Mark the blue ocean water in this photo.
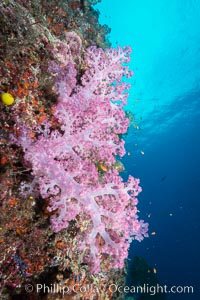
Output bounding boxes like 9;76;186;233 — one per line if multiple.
96;1;200;299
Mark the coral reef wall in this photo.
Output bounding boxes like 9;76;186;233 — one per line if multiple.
0;1;148;299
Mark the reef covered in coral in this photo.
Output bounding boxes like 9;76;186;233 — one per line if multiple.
0;1;148;299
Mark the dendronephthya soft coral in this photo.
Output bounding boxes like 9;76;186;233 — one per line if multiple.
14;32;148;273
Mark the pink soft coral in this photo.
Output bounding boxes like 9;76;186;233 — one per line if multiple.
16;44;148;273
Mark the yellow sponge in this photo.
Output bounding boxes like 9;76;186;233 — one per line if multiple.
1;93;15;106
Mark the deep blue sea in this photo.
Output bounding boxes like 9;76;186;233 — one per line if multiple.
96;1;200;299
